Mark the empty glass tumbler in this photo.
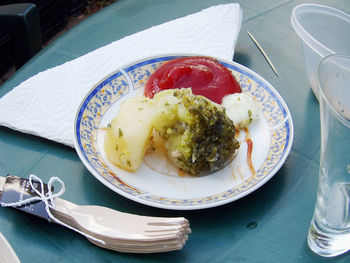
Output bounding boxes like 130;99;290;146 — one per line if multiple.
307;54;350;257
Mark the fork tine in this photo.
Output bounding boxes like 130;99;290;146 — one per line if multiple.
143;228;190;239
144;223;189;233
147;217;189;225
143;223;191;238
143;221;191;238
143;232;184;239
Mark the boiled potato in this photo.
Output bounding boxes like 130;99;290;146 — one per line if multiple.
104;96;156;171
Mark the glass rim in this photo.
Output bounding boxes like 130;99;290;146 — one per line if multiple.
317;54;350;128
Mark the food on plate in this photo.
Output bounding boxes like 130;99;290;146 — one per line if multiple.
104;56;260;176
154;89;239;175
144;56;242;104
104;96;157;171
222;93;259;128
104;88;239;175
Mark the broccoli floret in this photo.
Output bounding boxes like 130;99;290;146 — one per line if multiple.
154;89;239;175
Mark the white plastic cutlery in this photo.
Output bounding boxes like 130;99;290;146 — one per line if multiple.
52;198;190;241
0;175;190;253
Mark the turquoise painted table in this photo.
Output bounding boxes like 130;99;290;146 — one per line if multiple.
1;0;350;262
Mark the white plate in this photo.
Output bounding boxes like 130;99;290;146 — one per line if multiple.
74;55;293;210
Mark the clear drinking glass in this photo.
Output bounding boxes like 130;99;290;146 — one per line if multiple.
307;54;350;257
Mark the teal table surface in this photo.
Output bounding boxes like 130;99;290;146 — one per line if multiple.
1;0;350;262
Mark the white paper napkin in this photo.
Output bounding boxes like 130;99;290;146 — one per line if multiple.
0;4;242;147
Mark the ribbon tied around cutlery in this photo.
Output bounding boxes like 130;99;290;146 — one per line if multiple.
0;174;105;245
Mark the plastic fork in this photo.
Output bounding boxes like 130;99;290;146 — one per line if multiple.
51;198;190;241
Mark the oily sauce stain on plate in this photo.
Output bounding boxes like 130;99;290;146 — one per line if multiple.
244;127;255;176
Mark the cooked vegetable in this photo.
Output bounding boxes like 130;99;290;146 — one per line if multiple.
222;93;259;128
104;96;157;171
104;88;239;175
153;89;239;175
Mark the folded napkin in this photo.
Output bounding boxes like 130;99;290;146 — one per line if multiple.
0;4;242;147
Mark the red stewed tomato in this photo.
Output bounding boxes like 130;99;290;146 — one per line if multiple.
144;56;241;104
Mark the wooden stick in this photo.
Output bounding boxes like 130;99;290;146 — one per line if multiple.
247;31;279;76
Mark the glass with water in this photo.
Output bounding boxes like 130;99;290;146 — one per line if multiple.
307;54;350;257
